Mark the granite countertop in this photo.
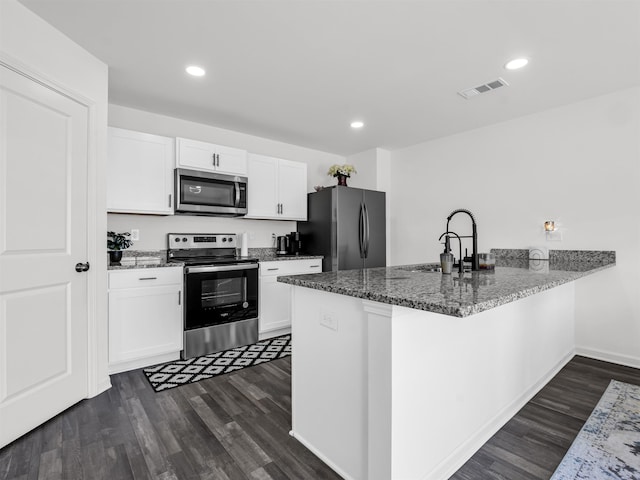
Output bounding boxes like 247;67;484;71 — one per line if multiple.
277;250;615;317
107;248;321;270
108;258;184;270
254;253;324;262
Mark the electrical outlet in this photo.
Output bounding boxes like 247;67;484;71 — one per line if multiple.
546;230;562;242
131;229;140;241
320;311;338;331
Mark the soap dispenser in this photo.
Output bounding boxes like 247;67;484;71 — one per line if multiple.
440;235;454;274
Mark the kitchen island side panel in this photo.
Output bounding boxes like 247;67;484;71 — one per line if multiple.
390;282;575;479
289;282;575;480
290;286;369;480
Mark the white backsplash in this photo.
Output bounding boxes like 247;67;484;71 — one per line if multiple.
107;213;296;250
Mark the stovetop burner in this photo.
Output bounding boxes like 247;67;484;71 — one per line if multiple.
167;233;258;266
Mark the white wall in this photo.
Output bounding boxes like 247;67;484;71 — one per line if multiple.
108;104;345;250
346;148;378;190
390;86;640;366
1;0;110;393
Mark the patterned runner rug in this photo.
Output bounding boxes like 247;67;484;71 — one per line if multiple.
551;379;640;480
143;335;291;392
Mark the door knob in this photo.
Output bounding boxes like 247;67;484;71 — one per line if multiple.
75;262;90;272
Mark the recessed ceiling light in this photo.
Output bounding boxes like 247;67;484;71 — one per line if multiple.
350;121;364;129
504;58;529;70
186;65;206;77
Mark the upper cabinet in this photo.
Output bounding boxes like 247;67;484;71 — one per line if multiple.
176;137;247;176
245;154;307;221
107;127;174;215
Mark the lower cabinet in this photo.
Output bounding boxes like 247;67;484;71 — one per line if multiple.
108;267;183;373
259;259;322;338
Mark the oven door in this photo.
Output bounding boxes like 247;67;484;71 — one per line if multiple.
175;168;247;216
184;263;258;330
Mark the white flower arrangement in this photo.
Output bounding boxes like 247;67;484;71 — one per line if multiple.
327;164;357;177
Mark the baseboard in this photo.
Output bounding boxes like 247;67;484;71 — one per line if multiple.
289;430;355;480
259;327;291;341
423;350;575;480
108;351;180;375
94;377;112;396
575;346;640;369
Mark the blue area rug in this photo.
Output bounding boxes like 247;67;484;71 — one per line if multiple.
143;335;291;392
551;380;640;480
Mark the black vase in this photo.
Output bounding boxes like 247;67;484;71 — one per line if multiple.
109;250;123;265
336;174;349;186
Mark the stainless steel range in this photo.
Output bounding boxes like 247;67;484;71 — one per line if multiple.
167;233;259;359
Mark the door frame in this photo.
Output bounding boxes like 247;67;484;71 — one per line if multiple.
0;52;110;398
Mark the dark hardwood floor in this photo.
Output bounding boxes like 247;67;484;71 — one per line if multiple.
451;355;640;480
1;354;638;480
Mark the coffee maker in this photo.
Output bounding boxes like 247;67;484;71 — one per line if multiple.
287;231;302;255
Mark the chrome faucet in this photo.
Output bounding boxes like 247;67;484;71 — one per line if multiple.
446;209;479;271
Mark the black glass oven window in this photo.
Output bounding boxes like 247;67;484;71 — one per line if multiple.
201;277;244;308
184;267;258;330
180;175;235;207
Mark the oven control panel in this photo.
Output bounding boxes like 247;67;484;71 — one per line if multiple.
168;233;237;249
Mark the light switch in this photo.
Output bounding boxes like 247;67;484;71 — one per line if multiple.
131;229;140;241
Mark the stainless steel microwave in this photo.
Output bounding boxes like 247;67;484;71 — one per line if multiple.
175;168;248;216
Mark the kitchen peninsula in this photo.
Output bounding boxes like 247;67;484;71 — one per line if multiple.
278;250;615;480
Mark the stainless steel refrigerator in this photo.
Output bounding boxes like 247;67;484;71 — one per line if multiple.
298;186;386;271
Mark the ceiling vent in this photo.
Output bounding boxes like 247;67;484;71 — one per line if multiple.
458;77;509;99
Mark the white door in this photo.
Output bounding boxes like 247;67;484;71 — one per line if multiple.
246;154;279;218
259;275;292;334
0;65;89;448
278;159;308;220
215;144;247;176
107;127;174;215
108;285;183;366
175;137;217;172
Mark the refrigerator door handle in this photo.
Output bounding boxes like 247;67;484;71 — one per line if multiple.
363;202;370;258
359;203;365;258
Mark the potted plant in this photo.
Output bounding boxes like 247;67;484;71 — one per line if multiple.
107;231;133;265
327;164;357;186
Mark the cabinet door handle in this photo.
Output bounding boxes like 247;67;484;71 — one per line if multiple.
212;153;216;166
310;265;320;268
178;291;181;305
216;153;220;167
168;194;172;208
139;277;157;281
267;268;279;271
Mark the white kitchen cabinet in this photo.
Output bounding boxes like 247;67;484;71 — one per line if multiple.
246;154;308;220
176;137;247;175
107;127;174;215
259;259;322;338
108;267;183;373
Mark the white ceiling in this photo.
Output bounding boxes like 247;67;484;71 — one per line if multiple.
18;0;640;156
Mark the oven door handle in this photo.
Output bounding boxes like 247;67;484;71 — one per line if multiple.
185;263;259;274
